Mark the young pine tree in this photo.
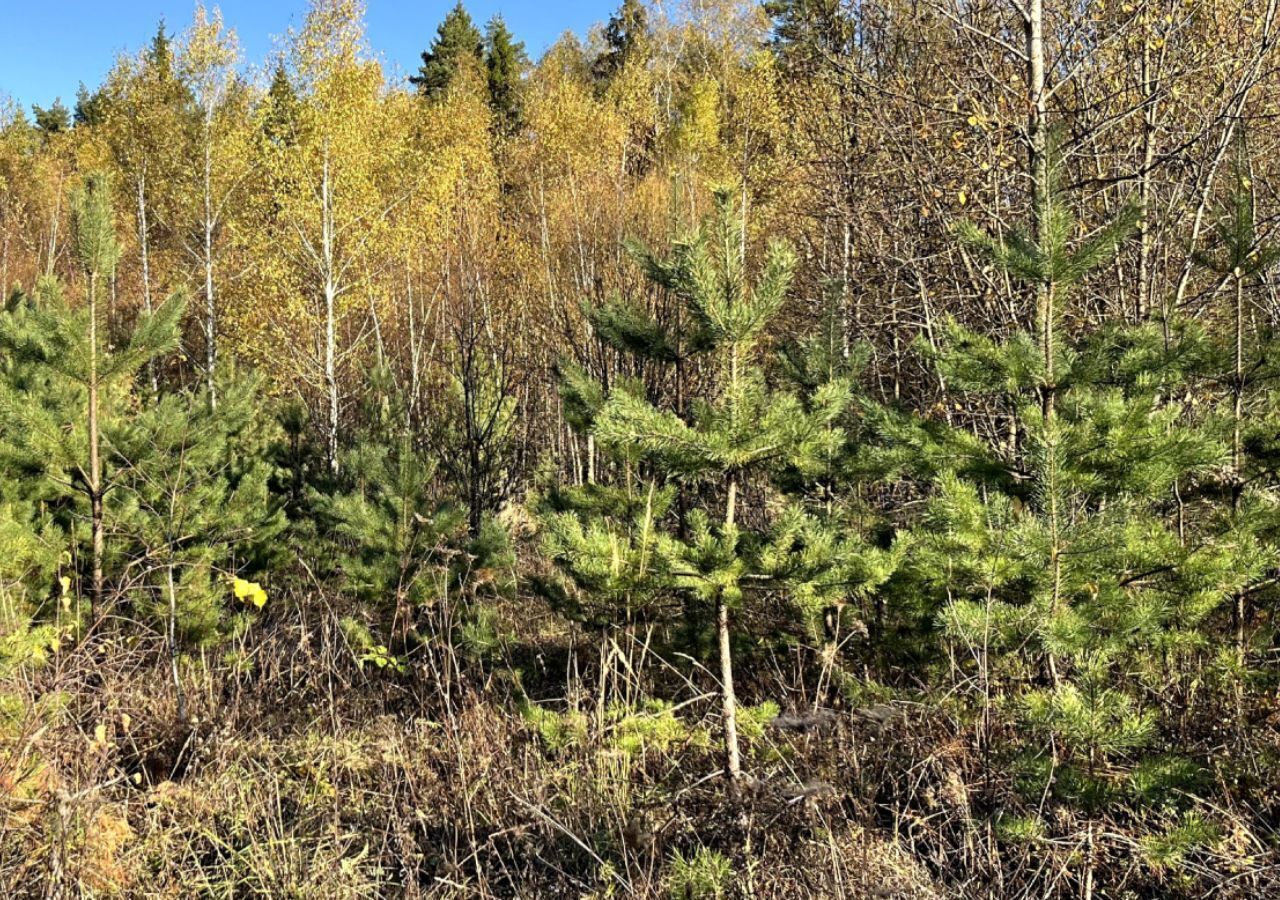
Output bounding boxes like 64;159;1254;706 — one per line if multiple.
0;177;184;621
545;188;879;780
73;173;121;616
768;293;906;676
915;150;1249;827
315;366;466;652
0;282;70;671
0;287;80;673
0;502;65;678
111;372;285;720
315;362;513;670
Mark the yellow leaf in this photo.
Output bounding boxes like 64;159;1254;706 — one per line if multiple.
93;723;107;745
958;191;968;206
233;577;267;607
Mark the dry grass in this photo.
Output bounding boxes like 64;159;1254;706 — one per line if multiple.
3;591;1277;898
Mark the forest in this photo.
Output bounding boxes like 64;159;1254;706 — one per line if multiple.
3;0;1280;895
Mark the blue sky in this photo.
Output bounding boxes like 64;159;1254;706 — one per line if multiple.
0;0;610;111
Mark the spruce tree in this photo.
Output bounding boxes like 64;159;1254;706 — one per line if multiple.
147;18;176;80
765;0;858;73
73;83;108;127
411;2;484;99
262;61;301;147
484;15;527;133
593;0;649;86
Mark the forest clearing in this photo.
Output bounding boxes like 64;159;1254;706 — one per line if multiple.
3;0;1280;896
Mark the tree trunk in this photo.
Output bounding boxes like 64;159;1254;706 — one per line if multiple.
1234;273;1247;667
1026;0;1047;236
2;204;10;300
167;563;187;722
1024;2;1062;681
719;476;742;781
406;261;418;430
1233;274;1245;511
88;272;104;617
204;133;218;409
321;145;340;476
325;275;339;475
136;172;158;394
1042;282;1056;419
44;174;62;279
1026;0;1054;419
1135;36;1157;322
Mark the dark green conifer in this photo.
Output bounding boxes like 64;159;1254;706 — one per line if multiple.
73;83;108;127
314;363;511;666
593;0;649;85
485;15;527;133
32;100;71;136
262;61;301;147
411;2;484;99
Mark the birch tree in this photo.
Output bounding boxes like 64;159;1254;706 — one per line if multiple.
265;0;398;474
179;5;247;408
